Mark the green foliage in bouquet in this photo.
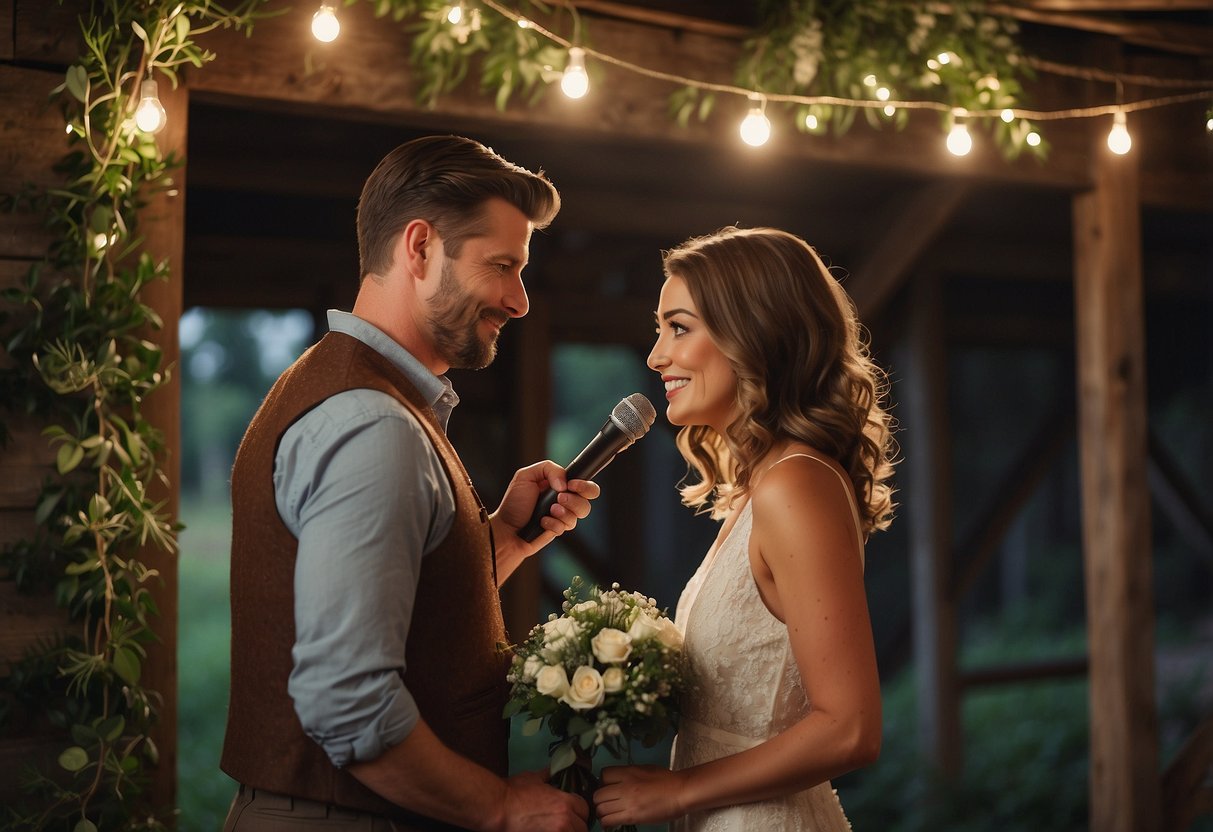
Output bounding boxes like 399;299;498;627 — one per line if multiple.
503;577;685;822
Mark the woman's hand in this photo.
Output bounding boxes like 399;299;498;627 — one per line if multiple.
594;764;688;828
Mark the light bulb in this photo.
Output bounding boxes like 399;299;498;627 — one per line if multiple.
946;121;972;156
937;52;951;65
134;78;167;134
560;47;589;99
446;3;464;25
804;113;818;130
517;18;530;28
1206;116;1213;133
311;3;339;42
1026;131;1041;147
876;86;891;101
739;98;771;147
883;104;896;117
863;74;877;87
1107;111;1131;155
1000;109;1015;123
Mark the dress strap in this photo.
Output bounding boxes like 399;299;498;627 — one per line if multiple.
765;453;865;567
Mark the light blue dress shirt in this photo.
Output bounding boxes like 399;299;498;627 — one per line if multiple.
275;310;458;767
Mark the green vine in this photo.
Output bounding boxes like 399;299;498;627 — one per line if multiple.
675;0;1041;158
0;2;264;829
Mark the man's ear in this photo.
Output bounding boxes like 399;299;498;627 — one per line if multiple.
399;218;435;279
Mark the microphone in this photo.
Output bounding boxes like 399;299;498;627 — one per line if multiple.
518;393;656;542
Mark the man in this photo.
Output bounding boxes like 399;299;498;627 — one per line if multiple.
221;136;595;832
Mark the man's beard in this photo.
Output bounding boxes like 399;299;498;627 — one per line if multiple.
426;257;508;370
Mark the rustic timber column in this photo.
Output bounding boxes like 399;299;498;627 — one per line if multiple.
501;296;551;639
903;271;961;776
137;78;187;816
1072;131;1159;832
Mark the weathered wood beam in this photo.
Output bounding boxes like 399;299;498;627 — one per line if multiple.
1012;0;1213;11
953;403;1075;599
134;77;187;815
850;182;969;322
903;271;962;777
1147;428;1213;562
1160;714;1213;832
990;2;1213;54
959;656;1089;688
567;0;751;38
1073;122;1160;832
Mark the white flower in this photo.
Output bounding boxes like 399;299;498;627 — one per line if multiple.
561;666;605;711
571;600;598;615
602;666;626;693
627;612;663;643
535;664;570;698
541;617;581;662
656;617;684;650
591;628;633;664
523;654;543;680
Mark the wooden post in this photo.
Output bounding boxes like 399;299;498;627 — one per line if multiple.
903;271;962;776
500;296;551;640
136;77;188;819
1072;125;1159;832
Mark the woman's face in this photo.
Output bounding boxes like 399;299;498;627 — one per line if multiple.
647;275;738;432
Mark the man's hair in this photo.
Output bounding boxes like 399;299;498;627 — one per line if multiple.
356;135;560;280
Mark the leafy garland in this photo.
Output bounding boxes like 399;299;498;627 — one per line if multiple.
354;0;1037;157
0;2;263;828
0;0;1035;828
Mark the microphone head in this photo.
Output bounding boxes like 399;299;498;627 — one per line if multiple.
611;393;656;441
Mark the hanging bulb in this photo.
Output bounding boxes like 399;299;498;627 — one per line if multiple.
134;78;167;134
311;3;339;42
446;3;464;25
946;115;972;157
1026;131;1041;147
560;46;589;99
1206;116;1213;133
883;104;896;117
1000;109;1015;123
1107;110;1131;155
739;96;771;147
804;113;819;130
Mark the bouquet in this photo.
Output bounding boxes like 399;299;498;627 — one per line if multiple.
504;577;685;828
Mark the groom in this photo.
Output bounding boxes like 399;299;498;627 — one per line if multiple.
221;135;594;832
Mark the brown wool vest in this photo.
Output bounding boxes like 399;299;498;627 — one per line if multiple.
221;332;510;828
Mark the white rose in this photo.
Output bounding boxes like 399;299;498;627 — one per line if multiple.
522;654;543;680
626;612;663;643
571;600;598;615
602;666;626;693
561;666;605;711
535;664;570;699
656;616;684;650
542;617;581;662
591;628;633;664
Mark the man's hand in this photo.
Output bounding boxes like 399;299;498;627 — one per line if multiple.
491;461;600;583
491;770;589;832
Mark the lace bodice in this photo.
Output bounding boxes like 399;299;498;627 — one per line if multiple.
669;453;857;832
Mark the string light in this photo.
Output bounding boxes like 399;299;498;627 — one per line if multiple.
1026;131;1041;147
517;17;529;28
1107;110;1132;155
883;104;896;117
946;112;972;156
447;3;464;25
739;95;771;147
134;77;167;134
311;3;339;42
804;113;819;130
1000;109;1015;123
561;46;589;99
1206;115;1213;133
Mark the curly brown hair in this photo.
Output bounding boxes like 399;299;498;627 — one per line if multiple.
663;227;898;536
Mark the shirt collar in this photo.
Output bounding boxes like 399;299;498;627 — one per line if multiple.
325;309;460;430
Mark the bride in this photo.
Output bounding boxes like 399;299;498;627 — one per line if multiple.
594;227;898;830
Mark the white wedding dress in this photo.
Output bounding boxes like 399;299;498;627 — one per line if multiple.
671;454;863;831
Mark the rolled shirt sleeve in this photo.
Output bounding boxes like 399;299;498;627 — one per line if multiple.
274;387;455;767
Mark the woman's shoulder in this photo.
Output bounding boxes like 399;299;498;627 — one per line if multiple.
750;446;852;515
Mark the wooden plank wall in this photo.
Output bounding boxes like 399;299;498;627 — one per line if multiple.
0;0;182;811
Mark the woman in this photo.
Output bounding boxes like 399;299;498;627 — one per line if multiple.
595;227;897;830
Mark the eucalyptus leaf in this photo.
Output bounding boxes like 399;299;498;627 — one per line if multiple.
58;746;89;772
112;646;141;685
549;741;576;775
522;717;543;737
65;65;88;102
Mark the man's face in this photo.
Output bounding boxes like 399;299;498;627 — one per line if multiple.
424;198;533;370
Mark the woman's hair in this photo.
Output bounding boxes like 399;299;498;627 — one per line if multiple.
356;135;560;281
663;226;898;536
